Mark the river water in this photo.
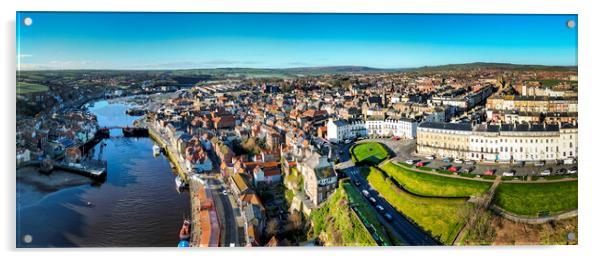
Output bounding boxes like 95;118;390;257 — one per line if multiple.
16;99;190;247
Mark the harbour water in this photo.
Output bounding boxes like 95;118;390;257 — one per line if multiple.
16;99;191;247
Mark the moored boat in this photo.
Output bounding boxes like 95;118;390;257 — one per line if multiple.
179;218;191;241
152;144;161;156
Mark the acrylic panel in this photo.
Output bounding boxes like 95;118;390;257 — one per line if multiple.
16;12;578;247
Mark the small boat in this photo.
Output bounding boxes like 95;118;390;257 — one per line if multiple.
175;176;188;191
152;144;161;156
179;219;191;241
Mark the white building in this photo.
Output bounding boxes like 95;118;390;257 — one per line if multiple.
326;118;367;142
365;118;417;139
418;122;578;162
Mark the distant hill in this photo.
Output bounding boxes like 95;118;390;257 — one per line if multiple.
409;62;577;72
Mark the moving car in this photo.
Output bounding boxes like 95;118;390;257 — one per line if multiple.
362;190;370;197
354;180;361;187
376;205;385;213
384;213;393;222
369;197;377;205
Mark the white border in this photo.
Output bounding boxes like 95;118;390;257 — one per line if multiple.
2;1;601;260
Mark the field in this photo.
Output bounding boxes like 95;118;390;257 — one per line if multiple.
17;82;49;94
350;142;390;165
382;162;491;197
310;182;377;246
363;167;469;245
493;181;578;217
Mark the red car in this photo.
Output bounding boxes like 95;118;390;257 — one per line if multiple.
415;161;425;167
447;166;458;172
484;169;495;176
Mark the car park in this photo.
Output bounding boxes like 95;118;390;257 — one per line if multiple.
502;170;515;177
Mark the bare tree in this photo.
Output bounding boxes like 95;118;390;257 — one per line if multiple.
266;218;280;237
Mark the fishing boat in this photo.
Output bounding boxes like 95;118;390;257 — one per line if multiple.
179;218;191;241
152;144;161;156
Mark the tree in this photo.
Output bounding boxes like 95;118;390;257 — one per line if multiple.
266;218;280;237
288;211;303;231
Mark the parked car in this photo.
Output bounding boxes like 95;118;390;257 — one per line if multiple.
384;213;393;222
376;205;385;213
484;169;496;176
568;166;578;174
555;168;567;175
415;161;425;167
540;168;552;176
502;170;515;177
354;180;361;187
439;165;451;171
564;157;576;165
512;161;525;167
344;139;352;144
453;158;464;164
405;159;415;165
465;160;476;166
460;166;475;174
447;166;459;172
534;161;546;167
426;155;435;160
391;136;400;141
442;157;452;163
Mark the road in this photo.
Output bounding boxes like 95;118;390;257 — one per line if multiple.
204;176;243;246
344;166;440;245
334;139;439;245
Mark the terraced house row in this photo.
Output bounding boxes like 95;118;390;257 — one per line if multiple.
416;121;577;162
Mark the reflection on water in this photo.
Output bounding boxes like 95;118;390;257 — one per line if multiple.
17;99;190;247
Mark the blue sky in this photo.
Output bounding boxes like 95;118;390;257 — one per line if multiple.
16;12;577;70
